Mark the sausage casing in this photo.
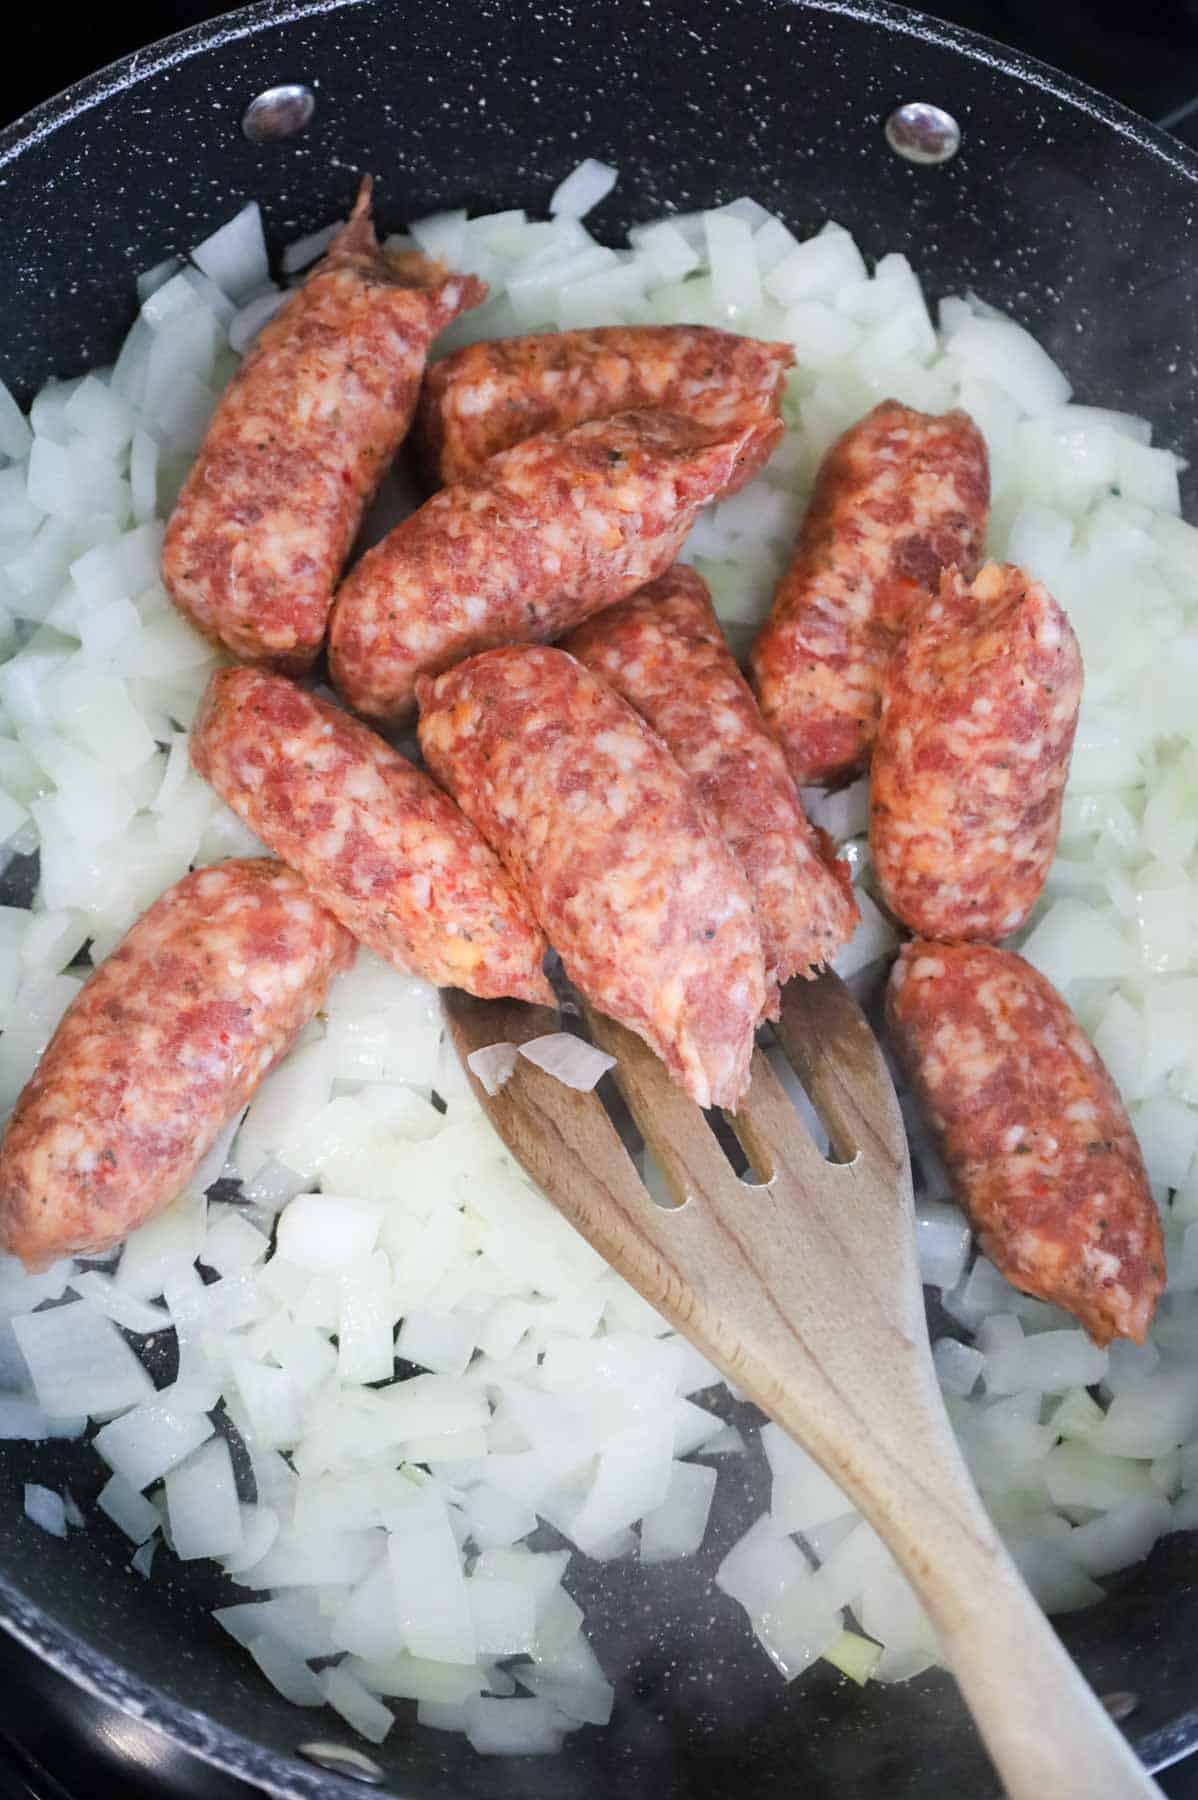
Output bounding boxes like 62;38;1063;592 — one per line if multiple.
417;646;767;1110
417;324;791;489
887;942;1164;1346
871;562;1082;940
749;402;989;786
0;861;354;1269
161;180;485;671
328;408;767;726
562;565;859;991
191;668;552;1004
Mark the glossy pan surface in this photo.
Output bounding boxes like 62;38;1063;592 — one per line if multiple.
0;2;1195;1793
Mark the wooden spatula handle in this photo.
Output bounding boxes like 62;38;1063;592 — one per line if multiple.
444;985;1158;1799
934;1540;1157;1799
766;1378;1158;1800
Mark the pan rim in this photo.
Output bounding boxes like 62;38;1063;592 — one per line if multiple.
1;0;1198;185
0;0;1195;1791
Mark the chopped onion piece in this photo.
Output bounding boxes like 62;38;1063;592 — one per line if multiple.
763;1423;849;1534
984;1330;1108;1398
549;158;618;220
466;1042;518;1096
1070;1496;1172;1577
320;1664;395;1744
24;1483;67;1539
347;1653;482;1704
822;1628;883;1686
12;1303;155;1419
465;1695;565;1756
932;1338;984;1398
640;1460;718;1563
98;1474;162;1544
389;1488;476;1665
215;1595;340;1661
130;1537;159;1579
1090;1368;1198;1459
0;1397;55;1441
67;1271;169;1336
468;1576;538;1657
915;1201;972;1292
276;1192;384;1272
228;290;287;355
93;1405;215;1491
166;1436;244;1560
518;1033;615;1091
191;202;270;302
249;1635;324;1707
223;1506;281;1576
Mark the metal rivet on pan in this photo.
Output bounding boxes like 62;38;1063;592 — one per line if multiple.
297;1741;385;1784
242;84;316;143
884;102;961;166
1100;1691;1140;1723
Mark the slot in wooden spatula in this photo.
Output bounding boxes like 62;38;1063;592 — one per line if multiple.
444;973;1159;1800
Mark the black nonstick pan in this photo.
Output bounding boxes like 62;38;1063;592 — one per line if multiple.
0;1;1196;1794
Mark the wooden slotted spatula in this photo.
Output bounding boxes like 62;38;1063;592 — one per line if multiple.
444;973;1160;1800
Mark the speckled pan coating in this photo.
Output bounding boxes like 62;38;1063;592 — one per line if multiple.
2;0;1198;1787
871;561;1082;940
328;406;771;725
750;401;989;786
161;180;484;671
418;645;767;1108
0;859;353;1270
888;941;1165;1346
563;564;858;992
191;667;552;1002
417;324;791;488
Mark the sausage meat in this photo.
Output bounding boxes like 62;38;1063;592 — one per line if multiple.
417;646;768;1109
328;408;766;726
887;942;1164;1346
417;324;791;489
750;402;989;786
563;565;859;991
0;860;354;1269
871;562;1082;941
191;668;552;1003
161;180;485;671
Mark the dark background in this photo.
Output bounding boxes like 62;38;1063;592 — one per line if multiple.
0;1;1197;1795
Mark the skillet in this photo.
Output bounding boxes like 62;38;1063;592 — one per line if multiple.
0;1;1196;1792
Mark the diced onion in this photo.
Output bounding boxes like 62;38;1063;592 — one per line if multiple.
518;1033;615;1091
24;1483;67;1538
190;203;270;303
640;1460;718;1563
548;159;617;221
467;1042;518;1096
13;1303;155;1418
166;1436;245;1560
98;1474;161;1544
0;173;1195;1758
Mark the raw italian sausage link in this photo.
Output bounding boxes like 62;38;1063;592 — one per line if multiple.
562;564;859;991
0;860;354;1269
417;324;791;488
417;646;768;1110
871;562;1082;941
191;667;552;1004
328;407;768;727
749;401;989;786
161;178;485;672
887;941;1164;1346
